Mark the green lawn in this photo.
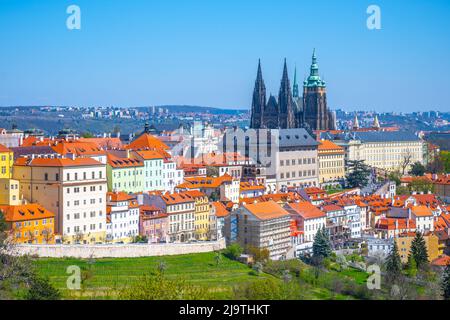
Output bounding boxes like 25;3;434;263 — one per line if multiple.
34;252;277;299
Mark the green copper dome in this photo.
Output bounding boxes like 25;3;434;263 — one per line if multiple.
304;49;326;88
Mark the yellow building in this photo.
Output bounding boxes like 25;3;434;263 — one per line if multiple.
395;232;439;264
186;190;210;240
0;144;13;179
318;140;345;186
0;179;20;205
0;203;55;244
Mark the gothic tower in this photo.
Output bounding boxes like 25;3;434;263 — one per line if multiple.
303;49;333;131
278;59;296;129
250;59;266;129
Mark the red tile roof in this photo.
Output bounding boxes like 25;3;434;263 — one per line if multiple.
0;203;55;222
287;202;326;220
243;200;290;220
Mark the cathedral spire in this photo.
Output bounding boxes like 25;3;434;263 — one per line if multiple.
250;59;267;129
278;58;295;128
373;114;380;129
293;65;299;98
353;112;360;130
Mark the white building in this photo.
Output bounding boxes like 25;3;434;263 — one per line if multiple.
162;159;184;193
13;157;107;244
106;192;140;243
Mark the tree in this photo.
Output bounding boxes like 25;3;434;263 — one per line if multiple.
81;132;94;138
346;160;371;188
409;179;434;194
442;264;450;300
247;246;270;265
119;270;209;300
223;243;243;260
409;162;426;176
406;255;418;278
312;226;332;262
400;150;413;175
25;276;61;300
385;242;402;282
388;171;402;186
408;232;429;271
214;251;222;267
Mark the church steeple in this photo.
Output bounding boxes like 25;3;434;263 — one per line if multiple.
293;66;299;98
278;58;295;128
304;49;325;88
373;114;380;129
250;59;267;129
353;112;360;130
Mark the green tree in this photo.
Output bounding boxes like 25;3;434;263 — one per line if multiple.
442;264;450;300
409;179;434;194
25;276;61;300
385;242;402;282
409;162;426;176
223;243;243;260
406;255;418;278
120;271;209;300
81;132;94;138
388;171;402;186
408;232;429;270
247;246;270;265
346;160;371;188
312;226;332;262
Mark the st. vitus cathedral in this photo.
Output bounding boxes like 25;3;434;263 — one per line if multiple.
250;50;336;131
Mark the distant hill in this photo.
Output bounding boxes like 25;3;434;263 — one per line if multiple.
140;105;247;115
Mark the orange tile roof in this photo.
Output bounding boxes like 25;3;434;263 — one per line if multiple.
134;150;164;160
318;140;344;153
375;218;416;230
107;153;144;168
322;204;343;212
243;200;290;220
78;137;123;149
184;190;207;198
107;192;135;202
181;174;233;189
411;205;434;217
211;201;229;217
287;202;326;219
0;203;55;222
160;191;196;205
126;133;169;151
0;143;11;152
14;157;102;167
431;255;450;267
51;141;106;156
240;182;265;191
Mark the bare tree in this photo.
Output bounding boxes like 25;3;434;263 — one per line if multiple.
41;228;54;244
400;149;413;175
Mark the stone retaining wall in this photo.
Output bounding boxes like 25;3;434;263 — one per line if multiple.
14;239;226;258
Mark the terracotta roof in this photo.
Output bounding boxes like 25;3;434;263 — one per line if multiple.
78;137;122;149
134;150;164;160
211;201;229;217
431;255;450;267
411;205;434;217
107;192;135;202
375;218;416;230
0;143;11;153
287;202;326;219
180;174;233;189
160;192;196;205
318;140;344;153
107;153;144;168
127;133;169;151
240;182;265;191
0;203;55;222
321;204;343;212
51;141;106;156
243;200;290;220
14;157;103;167
184;190;207;198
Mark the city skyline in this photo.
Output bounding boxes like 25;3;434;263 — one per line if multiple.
1;0;449;112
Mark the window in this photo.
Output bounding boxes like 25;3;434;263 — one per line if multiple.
44;173;48;181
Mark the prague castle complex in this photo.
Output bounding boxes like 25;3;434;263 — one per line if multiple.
250;50;336;131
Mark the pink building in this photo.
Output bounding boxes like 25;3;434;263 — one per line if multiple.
139;205;168;243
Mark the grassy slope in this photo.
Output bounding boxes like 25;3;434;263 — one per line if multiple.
34;252;370;300
34;252;277;299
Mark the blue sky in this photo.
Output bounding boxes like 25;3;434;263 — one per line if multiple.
0;0;449;112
